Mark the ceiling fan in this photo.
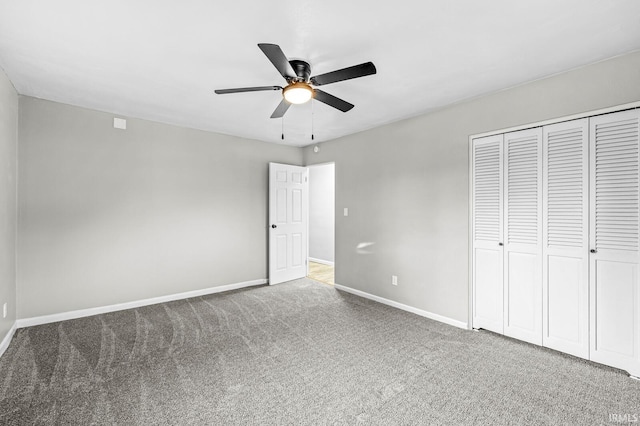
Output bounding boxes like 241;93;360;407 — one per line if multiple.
215;43;377;118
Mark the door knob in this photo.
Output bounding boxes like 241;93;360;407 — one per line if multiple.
590;249;597;254
271;224;277;229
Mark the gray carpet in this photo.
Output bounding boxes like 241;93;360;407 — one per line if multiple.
0;278;639;425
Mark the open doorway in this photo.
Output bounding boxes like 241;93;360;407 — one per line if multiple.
307;163;335;285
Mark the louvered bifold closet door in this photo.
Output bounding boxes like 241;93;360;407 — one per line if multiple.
472;134;504;334
590;109;640;377
542;119;589;359
503;128;542;345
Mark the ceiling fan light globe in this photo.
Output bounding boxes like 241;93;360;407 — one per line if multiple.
283;83;313;104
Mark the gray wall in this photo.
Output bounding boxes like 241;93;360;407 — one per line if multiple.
309;163;335;263
10;50;640;325
17;98;302;319
303;51;640;324
0;69;18;340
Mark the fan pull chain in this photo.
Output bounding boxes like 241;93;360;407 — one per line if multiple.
281;116;284;140
311;100;315;141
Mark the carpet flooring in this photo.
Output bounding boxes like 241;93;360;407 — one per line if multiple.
1;278;639;425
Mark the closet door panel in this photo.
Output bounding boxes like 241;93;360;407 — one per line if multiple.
475;248;503;331
472;134;504;334
547;256;584;342
542;119;589;359
503;128;543;345
595;261;636;355
506;252;538;331
590;109;640;377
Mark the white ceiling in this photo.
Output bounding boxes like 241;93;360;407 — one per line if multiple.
0;1;639;147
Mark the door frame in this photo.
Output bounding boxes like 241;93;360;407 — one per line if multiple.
306;162;336;276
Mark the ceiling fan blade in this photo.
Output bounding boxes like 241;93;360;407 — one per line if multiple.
258;43;297;81
313;89;354;112
310;62;376;86
215;86;281;95
270;99;291;118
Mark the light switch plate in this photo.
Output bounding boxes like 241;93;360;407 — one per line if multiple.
344;207;348;216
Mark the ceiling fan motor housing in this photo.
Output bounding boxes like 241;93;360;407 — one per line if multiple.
289;60;311;82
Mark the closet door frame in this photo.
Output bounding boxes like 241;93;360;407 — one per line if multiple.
469;101;640;376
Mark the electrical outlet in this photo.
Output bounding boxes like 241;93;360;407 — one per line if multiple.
392;275;398;286
2;303;6;319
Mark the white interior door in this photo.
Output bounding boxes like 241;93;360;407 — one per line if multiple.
503;128;543;345
589;110;640;377
472;134;504;334
269;162;309;285
542;119;589;359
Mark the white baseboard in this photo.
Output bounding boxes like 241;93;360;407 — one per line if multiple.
16;279;267;329
334;283;468;330
308;257;334;266
0;321;17;358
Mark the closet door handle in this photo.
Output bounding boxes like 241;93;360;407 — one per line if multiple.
498;242;504;246
590;249;597;254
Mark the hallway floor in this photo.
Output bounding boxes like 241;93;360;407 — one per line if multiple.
308;261;334;285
